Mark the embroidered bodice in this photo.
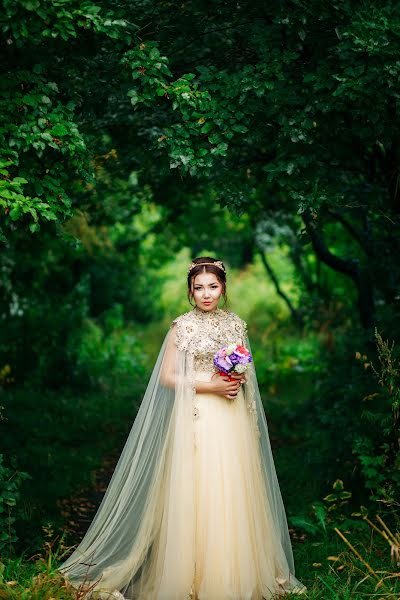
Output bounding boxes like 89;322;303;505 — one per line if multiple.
171;306;247;372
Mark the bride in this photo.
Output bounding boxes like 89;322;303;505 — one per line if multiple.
59;256;306;599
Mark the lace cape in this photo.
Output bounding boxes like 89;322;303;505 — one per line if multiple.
58;308;302;599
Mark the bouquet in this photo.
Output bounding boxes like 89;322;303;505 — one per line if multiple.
213;343;253;381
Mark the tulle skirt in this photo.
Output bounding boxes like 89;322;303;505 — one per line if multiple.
81;369;305;600
187;370;305;600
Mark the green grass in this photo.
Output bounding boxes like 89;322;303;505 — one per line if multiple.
0;520;398;599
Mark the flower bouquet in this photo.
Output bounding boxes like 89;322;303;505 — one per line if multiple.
213;343;253;381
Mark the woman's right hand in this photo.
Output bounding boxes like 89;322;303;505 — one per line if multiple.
210;373;242;400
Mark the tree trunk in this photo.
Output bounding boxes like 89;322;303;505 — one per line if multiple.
302;209;375;330
258;248;304;328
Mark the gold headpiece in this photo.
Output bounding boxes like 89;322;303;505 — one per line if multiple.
187;260;226;274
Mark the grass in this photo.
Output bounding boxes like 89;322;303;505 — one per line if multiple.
0;517;398;599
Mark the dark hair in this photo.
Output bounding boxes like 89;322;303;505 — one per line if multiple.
187;256;227;307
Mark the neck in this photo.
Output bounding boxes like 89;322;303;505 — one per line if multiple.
194;305;220;314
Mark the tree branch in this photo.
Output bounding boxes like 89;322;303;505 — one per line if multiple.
302;208;375;329
327;208;366;252
302;209;359;279
258;248;303;327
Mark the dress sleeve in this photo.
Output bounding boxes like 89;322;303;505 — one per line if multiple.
160;324;178;388
239;316;248;346
169;314;191;352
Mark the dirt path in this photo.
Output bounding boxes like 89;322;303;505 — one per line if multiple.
57;452;120;543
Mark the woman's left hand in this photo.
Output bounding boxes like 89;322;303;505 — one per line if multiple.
229;372;246;385
211;372;246;399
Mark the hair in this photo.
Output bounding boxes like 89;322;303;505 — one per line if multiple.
187;256;227;307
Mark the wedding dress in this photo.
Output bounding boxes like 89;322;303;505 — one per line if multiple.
59;306;306;599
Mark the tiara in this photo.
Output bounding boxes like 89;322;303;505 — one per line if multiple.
187;260;226;274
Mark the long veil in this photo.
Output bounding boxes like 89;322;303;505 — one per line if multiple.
58;323;303;598
243;332;298;584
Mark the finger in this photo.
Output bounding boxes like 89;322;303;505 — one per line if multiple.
227;384;240;391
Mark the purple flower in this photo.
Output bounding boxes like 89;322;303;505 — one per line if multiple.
213;351;233;373
213;344;252;374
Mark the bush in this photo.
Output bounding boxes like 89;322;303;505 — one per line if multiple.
0;454;30;554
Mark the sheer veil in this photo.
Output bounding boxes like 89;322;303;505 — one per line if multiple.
243;331;296;577
58;320;302;598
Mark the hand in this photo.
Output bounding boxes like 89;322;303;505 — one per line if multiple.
211;372;243;400
228;372;247;385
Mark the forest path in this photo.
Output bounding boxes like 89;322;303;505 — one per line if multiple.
58;449;122;543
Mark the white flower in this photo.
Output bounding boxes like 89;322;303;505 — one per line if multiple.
226;343;237;355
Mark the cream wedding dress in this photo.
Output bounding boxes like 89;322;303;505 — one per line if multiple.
59;307;306;599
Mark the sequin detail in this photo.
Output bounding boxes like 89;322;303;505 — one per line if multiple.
171;307;247;372
171;307;260;431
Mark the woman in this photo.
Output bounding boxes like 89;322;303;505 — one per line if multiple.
59;256;306;599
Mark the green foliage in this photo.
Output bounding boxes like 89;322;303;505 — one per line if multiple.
123;40;251;176
351;330;400;502
0;455;30;553
1;379;150;552
305;325;400;507
0;67;88;236
0;0;135;240
0;536;76;598
1;0;131;44
67;304;147;395
290;479;364;539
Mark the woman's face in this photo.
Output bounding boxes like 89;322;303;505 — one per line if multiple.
191;271;223;311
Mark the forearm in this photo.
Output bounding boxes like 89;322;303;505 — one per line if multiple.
194;379;214;394
160;372;214;394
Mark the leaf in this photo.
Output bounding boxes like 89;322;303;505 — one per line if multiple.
289;516;318;534
149;47;160;60
9;207;21;221
332;479;344;491
338;491;352;500
201;122;214;134
313;504;327;531
232;124;248;133
50;124;69;136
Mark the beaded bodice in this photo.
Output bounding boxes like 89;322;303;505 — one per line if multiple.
171;307;247;372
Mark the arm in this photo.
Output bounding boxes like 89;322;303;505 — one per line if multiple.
160;324;243;399
159;325;178;389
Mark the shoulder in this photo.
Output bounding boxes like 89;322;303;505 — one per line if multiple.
169;310;198;351
170;310;195;328
223;310;248;336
